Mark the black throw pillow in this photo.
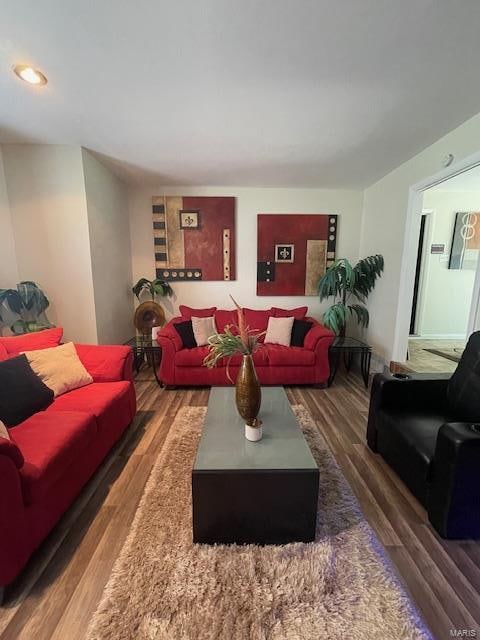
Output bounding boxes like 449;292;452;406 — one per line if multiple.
0;354;54;427
290;319;313;347
174;320;197;349
447;331;480;421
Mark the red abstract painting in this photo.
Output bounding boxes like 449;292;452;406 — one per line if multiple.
257;214;338;296
152;196;235;282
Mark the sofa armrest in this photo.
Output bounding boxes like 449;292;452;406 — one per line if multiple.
428;422;480;538
156;318;183;352
0;436;24;469
74;344;134;383
303;319;335;351
367;372;451;451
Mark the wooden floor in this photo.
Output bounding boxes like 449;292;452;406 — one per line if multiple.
402;338;466;374
0;370;479;640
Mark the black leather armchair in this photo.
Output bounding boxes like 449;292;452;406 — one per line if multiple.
367;332;480;539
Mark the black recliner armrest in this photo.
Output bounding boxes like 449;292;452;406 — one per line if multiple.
367;372;451;451
428;422;480;538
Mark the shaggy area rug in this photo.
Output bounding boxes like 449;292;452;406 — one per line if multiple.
86;406;432;640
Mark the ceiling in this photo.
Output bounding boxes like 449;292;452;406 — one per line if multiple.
2;1;480;187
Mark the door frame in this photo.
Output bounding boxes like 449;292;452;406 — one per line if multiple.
392;150;480;362
410;209;434;336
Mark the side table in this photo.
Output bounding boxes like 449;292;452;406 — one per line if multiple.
328;336;372;388
124;336;163;386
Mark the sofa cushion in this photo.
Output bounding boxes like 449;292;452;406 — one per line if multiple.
174;320;197;349
0;355;54;427
265;316;294;347
376;410;445;505
243;309;271;333
175;346;270;368
0;327;63;355
264;344;315;367
214;309;238;333
191;316;217;346
46;381;134;437
179;305;217;319
271;306;308;319
13;411;97;504
23;342;93;397
290;320;313;347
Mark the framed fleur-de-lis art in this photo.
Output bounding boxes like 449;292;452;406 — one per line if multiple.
152;196;235;281
257;213;338;296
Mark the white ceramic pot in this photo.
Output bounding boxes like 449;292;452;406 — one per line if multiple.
245;423;263;442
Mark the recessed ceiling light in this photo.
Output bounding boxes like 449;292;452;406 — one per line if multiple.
13;64;48;86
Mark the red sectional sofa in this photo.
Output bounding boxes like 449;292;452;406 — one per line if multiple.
0;330;136;589
157;307;334;387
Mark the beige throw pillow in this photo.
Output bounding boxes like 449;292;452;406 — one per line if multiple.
264;316;295;347
0;420;10;440
23;342;93;397
191;316;217;347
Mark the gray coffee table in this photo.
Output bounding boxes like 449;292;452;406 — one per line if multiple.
192;387;319;545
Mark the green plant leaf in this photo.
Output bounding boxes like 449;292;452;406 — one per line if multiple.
323;303;347;334
132;278;153;300
152;279;174;297
348;304;369;328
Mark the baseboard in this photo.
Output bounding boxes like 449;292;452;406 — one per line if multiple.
410;334;465;340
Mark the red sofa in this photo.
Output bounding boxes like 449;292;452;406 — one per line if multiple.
0;329;136;589
157;307;334;387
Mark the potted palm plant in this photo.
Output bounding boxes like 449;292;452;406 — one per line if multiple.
132;277;173;336
318;254;384;336
204;297;264;440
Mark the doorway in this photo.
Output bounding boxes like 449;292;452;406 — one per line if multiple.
405;167;480;372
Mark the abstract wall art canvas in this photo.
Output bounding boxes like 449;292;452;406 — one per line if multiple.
152;196;235;281
449;211;480;270
257;213;338;296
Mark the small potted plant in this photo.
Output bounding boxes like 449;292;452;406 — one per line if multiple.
132;277;173;336
204;297;264;441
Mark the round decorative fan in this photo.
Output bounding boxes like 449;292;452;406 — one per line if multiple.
134;301;166;335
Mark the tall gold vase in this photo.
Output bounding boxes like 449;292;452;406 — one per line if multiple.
235;355;261;424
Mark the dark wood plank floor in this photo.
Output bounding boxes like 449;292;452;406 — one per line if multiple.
0;371;479;640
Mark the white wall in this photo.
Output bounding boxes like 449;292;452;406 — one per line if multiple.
360;111;480;363
128;186;364;321
0;147;19;287
415;191;480;337
1;145;98;343
82;150;133;344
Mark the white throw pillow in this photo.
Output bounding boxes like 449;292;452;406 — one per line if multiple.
264;316;295;347
22;342;93;397
0;420;10;440
191;316;217;347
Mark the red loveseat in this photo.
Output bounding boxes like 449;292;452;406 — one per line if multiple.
0;329;136;590
156;307;334;387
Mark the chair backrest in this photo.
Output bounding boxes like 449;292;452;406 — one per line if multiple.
447;331;480;421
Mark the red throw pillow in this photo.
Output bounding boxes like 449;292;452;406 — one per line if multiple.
0;327;63;355
271;306;308;319
0;343;7;362
243;309;271;343
179;305;217;319
214;310;238;333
